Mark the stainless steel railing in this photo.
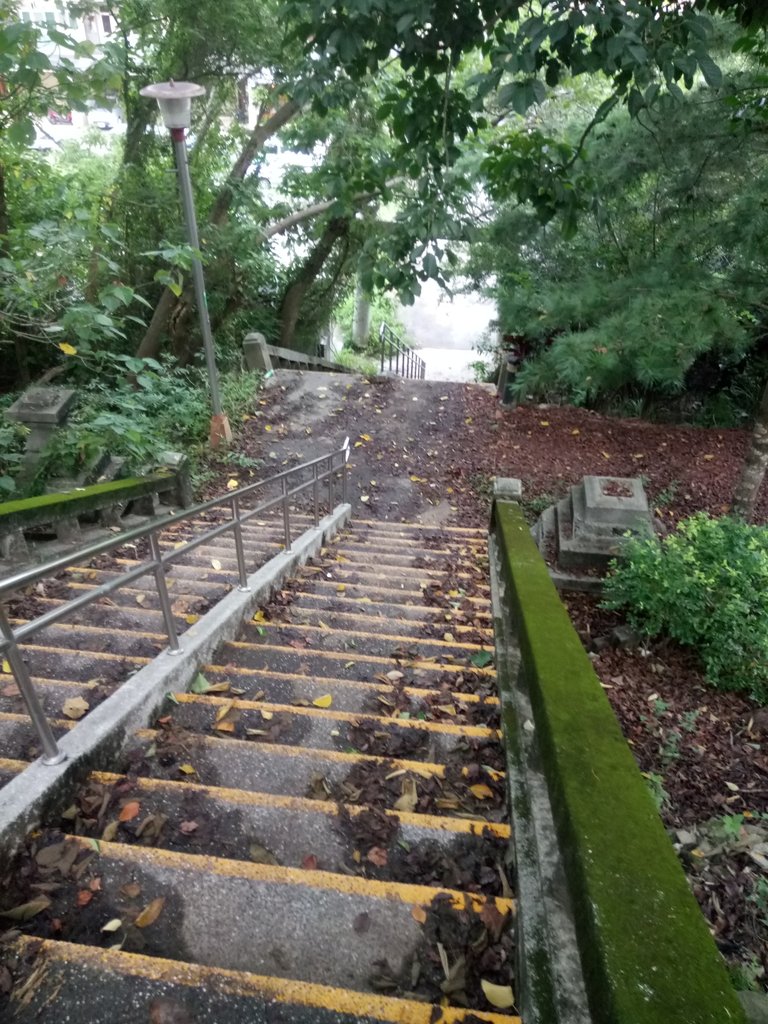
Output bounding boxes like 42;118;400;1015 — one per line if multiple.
379;322;426;379
0;438;351;766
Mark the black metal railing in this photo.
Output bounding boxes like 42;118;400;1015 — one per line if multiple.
379;323;426;379
0;439;350;766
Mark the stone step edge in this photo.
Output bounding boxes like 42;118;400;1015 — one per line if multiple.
244;620;491;651
11;937;519;1024
172;692;498;740
66;835;516;913
135;728;506;782
90;770;511;839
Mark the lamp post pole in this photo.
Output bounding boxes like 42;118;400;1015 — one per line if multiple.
140;81;232;448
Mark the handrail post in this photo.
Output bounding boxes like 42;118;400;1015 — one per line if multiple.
231;495;250;592
0;607;66;765
149;533;181;654
313;463;320;526
328;455;334;512
379;324;385;373
281;476;292;551
342;453;348;505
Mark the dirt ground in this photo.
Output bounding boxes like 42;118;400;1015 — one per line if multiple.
204;369;768;992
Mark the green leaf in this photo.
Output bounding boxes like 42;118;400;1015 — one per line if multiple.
190;673;210;694
471;650;494;669
698;53;722;89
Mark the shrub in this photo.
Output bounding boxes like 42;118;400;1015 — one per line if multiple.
602;513;768;701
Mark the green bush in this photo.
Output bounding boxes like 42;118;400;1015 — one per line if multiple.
602;513;768;701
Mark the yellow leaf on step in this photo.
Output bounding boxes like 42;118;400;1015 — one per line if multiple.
178;764;196;775
62;696;89;720
226;478;239;490
481;980;515;1010
354;442;363;448
261;710;274;720
312;694;333;709
214;720;235;732
448;590;459;598
211;559;222;570
134;897;165;929
265;424;272;432
336;584;346;593
215;700;236;722
443;633;454;643
359;433;372;442
135;593;146;605
1;659;10;674
469;783;494;801
185;614;199;625
571;428;580;435
317;620;329;630
411;905;427;924
253;610;267;624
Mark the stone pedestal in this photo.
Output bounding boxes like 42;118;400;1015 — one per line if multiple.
243;333;273;373
6;387;77;487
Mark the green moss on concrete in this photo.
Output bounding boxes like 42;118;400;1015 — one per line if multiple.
0;472;175;534
492;501;746;1024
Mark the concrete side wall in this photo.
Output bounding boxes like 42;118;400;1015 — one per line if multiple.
491;499;746;1024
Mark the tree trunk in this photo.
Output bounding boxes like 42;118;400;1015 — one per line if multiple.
732;376;768;520
135;287;178;360
209;97;301;227
278;218;348;350
0;161;8;247
352;274;371;349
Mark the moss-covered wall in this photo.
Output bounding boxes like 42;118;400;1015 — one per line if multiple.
0;472;176;535
492;501;746;1024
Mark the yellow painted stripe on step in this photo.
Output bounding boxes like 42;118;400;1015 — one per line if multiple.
21;644;151;666
9;619;167;642
202;662;500;705
0;757;29;773
354;518;487;534
320;566;490;586
305;580;491;605
225;641;496;675
90;770;511;839
293;608;494;635
74;837;516;914
15;938;519;1024
292;590;493;616
319;559;474;580
0;713;74;728
252;620;492;650
173;693;498;740
136;728;449;779
64;575;229;593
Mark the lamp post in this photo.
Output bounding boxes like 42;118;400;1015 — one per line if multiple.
140;80;232;448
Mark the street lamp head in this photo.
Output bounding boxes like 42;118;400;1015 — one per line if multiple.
140;80;206;130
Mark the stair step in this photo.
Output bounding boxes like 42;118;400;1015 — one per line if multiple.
281;605;494;638
239;620;492;657
10;936;518;1024
289;591;492;621
200;663;500;712
130;728;505;819
167;692;496;759
219;641;495;682
11;644;149;683
295;578;490;604
78;769;510;874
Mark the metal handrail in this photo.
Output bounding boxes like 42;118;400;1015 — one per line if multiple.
0;437;351;766
378;322;426;380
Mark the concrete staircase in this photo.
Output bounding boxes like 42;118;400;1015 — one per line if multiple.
0;518;517;1023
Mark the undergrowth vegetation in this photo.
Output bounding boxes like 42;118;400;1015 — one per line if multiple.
603;514;768;700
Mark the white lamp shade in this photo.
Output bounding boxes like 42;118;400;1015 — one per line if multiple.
140;81;206;129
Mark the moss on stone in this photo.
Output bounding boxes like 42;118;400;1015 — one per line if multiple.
0;472;175;534
493;501;746;1024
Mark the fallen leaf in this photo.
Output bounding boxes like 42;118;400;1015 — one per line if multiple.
101;820;118;842
353;911;371;933
312;694;333;708
394;777;418;813
366;846;388;867
1;897;51;921
58;342;77;356
336;584;346;593
470;650;493;669
62;696;89;720
101;918;122;932
211;559;222;570
248;842;280;865
185;614;199;625
190;673;210;694
481;980;515;1009
253;610;267;624
178;763;196;775
226;478;239;490
179;820;198;834
359;433;372;442
301;854;318;871
119;801;141;822
360;495;370;503
215;699;236;723
134;897;165;928
469;783;494;801
411;905;427;924
1;659;11;674
135;593;146;605
120;882;141;899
